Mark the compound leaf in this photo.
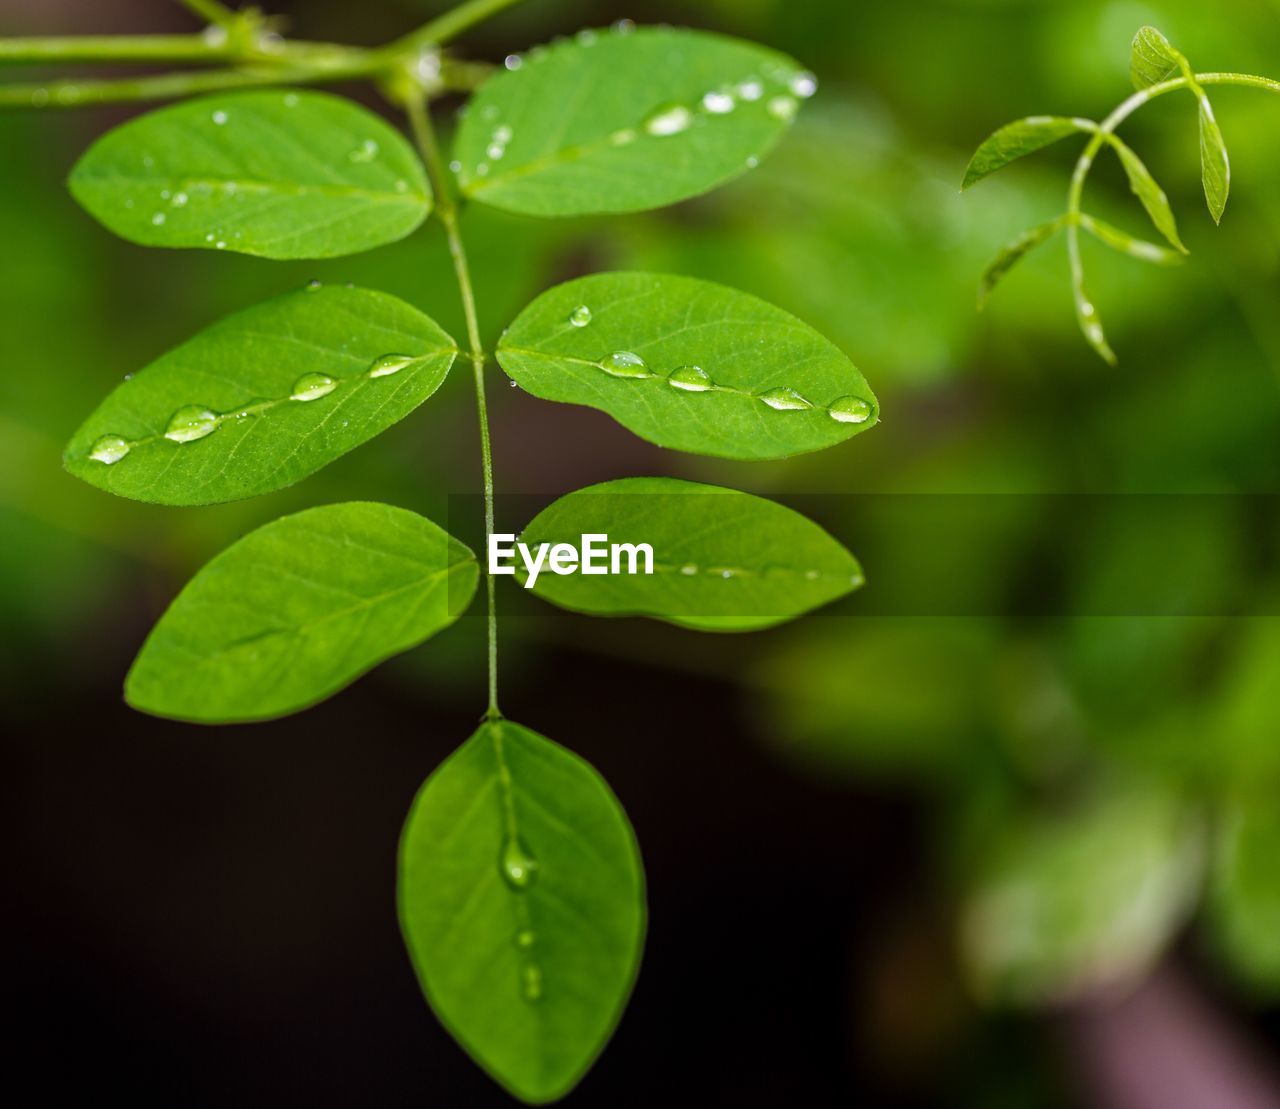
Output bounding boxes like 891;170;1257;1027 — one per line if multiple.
65;285;457;506
1130;26;1185;90
400;719;644;1103
516;477;863;631
962;116;1094;190
454;25;813;216
1105;133;1187;252
1199;97;1231;223
497;272;877;460
69;90;431;258
126;502;478;723
978;217;1065;307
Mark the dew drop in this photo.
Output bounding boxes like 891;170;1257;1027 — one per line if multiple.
476;163;490;177
211;109;228;125
577;28;598;46
171;191;188;207
805;569;820;581
522;964;544;1002
737;78;764;101
487;142;506;160
290;373;337;401
509;379;519;389
150;212;166;226
504;53;523;71
89;435;130;465
644;104;693;137
613;18;636;34
667;364;714;392
759;386;812;411
746;155;760;168
449;159;463;173
283;92;299;108
721;569;734;579
680;563;698;576
500;838;539;890
569;305;592;327
827;395;873;424
349;138;378;163
215;241;227;250
306;278;322;291
368;353;416;378
609;128;637;146
790;71;819;98
767;95;798;121
202;25;229;47
600;351;651;378
702;90;735;115
515;929;536;950
164;405;220;443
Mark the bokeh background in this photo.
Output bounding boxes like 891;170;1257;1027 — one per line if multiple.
5;0;1280;1105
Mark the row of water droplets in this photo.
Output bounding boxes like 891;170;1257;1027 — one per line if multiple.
88;348;417;465
660;561;863;587
462;20;817;182
556;304;873;425
500;835;544;1002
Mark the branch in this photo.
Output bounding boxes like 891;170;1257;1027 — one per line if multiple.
177;0;239;29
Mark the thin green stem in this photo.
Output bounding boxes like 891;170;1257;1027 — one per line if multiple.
390;0;527;55
405;95;501;720
178;0;239;28
0;35;238;65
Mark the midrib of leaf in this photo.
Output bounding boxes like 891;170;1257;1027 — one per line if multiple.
502;344;852;409
80;172;426;204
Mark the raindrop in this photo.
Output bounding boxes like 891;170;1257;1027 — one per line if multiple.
577;29;598;46
290;373;337;401
609;129;637;146
737;78;764;101
211;109;228;125
600;351;652;378
522;964;544;1002
171;191;188;207
644;104;693;137
721;569;734;579
283;93;299;108
215;241;227;250
790;71;819;98
509;379;519;388
702;90;735;115
202;25;228;47
667;364;714;392
349;138;378;163
449;159;463;173
767;96;798;121
805;569;820;581
500;838;539;890
150;212;166;226
487;142;505;160
680;563;698;576
476;163;490;177
494;125;513;143
746;155;760;168
569;305;592;327
613;18;636;34
759;386;812;411
89;435;130;465
164;406;220;443
306;279;322;290
368;353;416;378
827;395;873;424
504;54;523;71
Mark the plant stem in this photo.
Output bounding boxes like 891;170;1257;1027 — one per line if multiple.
390;0;527;55
405;94;501;720
0;35;239;64
178;0;239;28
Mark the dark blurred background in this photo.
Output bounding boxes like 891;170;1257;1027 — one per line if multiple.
4;0;1280;1105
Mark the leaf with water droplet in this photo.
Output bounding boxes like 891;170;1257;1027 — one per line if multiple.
497;272;878;460
399;719;645;1103
961;116;1095;190
453;26;811;216
64;286;457;505
68;90;431;259
125;502;478;722
518;477;863;631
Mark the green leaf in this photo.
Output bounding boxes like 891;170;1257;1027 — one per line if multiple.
1130;26;1185;90
496;272;877;460
453;25;814;216
1209;802;1280;994
1079;213;1184;265
64;285;457;506
68;90;431;258
962;786;1203;1006
125;502;477;723
961;116;1094;190
516;477;863;631
1069;228;1117;365
978;217;1065;307
1198;96;1231;223
399;718;645;1104
1104;134;1187;252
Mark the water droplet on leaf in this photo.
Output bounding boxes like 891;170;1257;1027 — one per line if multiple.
500;838;539;890
515;930;536;949
211;109;228;125
368;353;415;379
790;71;818;98
702;90;735;114
164;406;220;443
569;305;592;327
667;365;714;392
522;964;544;1002
89;435;130;464
290;373;337;401
759;386;812;410
768;95;798;121
827;395;873;424
600;351;651;378
645;104;693;137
